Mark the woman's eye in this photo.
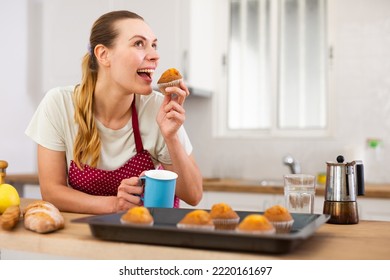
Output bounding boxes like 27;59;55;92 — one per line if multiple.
135;40;145;48
152;43;158;50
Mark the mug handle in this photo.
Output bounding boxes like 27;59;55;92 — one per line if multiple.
134;176;146;201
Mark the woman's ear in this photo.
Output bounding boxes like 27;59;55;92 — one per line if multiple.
94;44;110;67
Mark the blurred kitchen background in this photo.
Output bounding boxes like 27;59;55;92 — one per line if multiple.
1;0;390;186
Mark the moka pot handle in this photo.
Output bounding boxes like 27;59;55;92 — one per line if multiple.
355;161;365;196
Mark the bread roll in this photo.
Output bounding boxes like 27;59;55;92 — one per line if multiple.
1;205;21;230
23;200;64;233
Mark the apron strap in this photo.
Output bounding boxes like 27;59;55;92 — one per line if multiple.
131;99;144;153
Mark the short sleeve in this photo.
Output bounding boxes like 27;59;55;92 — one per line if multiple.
25;88;69;151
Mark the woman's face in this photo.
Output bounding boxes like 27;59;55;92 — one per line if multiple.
106;18;160;95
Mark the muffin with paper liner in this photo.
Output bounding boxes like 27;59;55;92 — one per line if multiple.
120;206;154;226
264;205;294;233
177;209;214;230
157;68;183;95
236;214;275;235
209;202;240;230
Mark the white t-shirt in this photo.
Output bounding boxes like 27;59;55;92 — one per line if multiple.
25;85;193;171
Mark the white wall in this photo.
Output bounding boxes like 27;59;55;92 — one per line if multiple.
0;0;35;173
1;0;390;185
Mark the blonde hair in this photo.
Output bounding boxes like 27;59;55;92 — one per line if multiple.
73;11;144;168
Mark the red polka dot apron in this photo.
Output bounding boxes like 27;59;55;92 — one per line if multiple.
68;100;180;208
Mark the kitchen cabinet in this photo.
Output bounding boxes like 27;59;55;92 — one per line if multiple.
358;197;390;221
181;188;390;222
194;178;390;221
181;192;325;215
178;0;215;96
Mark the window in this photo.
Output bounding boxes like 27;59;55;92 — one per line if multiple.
216;0;328;137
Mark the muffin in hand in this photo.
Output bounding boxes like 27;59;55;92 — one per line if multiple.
157;68;183;95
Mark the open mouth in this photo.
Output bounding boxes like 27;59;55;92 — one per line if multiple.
137;68;154;79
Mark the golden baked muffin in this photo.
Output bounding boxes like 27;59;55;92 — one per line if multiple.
157;68;183;84
120;206;154;226
177;209;214;230
157;68;183;95
236;214;275;235
264;205;294;233
210;202;240;230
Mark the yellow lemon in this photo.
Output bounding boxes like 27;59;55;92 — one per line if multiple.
0;184;20;214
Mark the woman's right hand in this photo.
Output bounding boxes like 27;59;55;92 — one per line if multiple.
115;176;144;212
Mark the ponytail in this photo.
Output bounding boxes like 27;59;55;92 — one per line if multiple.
72;53;100;168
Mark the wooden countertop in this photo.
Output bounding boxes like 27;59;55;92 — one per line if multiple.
6;174;390;199
6;174;40;185
1;199;390;260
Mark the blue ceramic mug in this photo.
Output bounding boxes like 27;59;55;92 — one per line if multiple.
142;170;178;208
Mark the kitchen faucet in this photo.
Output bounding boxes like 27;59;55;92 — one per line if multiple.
283;155;301;174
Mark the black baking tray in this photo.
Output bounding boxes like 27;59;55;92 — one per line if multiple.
72;208;330;254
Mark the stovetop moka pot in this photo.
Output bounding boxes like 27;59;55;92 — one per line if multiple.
323;155;365;224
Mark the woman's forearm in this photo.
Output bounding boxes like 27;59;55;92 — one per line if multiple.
162;135;203;206
40;183;117;214
38;145;117;214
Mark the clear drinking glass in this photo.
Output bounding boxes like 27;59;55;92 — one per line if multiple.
284;174;316;214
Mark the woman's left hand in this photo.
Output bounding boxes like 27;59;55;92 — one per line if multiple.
157;80;190;138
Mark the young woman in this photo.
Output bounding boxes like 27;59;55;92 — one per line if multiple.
25;10;202;214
